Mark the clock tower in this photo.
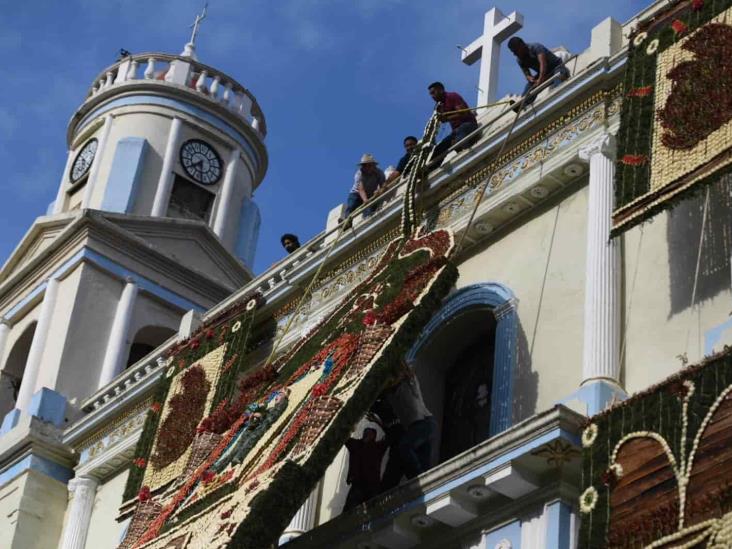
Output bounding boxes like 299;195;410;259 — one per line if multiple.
0;29;268;548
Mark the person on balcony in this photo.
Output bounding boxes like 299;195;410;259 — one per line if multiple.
280;233;301;254
428;82;479;168
368;398;407;491
508;36;570;109
340;154;386;222
385;360;437;479
385;136;419;185
343;427;388;511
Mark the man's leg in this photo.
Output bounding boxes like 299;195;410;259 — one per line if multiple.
415;417;437;472
342;192;363;219
453;121;480;152
343;484;365;512
427;133;456;170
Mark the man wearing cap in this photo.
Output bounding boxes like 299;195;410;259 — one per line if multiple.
341;153;386;221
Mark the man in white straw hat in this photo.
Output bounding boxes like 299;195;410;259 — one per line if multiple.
341;153;386;221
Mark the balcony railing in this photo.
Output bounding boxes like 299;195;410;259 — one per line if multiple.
83;52;266;137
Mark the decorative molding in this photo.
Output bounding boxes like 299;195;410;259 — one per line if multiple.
579;133;617;162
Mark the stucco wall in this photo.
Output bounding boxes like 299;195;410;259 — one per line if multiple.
456;183;589;420
85;469;130;549
621;180;732;393
0;469;67;549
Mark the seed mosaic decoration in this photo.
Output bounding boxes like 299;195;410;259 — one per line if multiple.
613;0;732;234
579;347;732;548
118;229;458;549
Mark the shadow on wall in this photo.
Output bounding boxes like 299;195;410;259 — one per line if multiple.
667;175;732;318
513;319;538;424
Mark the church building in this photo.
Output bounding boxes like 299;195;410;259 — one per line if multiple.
1;0;731;548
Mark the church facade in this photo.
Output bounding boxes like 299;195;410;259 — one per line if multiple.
1;0;731;548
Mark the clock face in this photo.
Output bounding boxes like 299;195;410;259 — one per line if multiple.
70;139;98;183
179;139;223;185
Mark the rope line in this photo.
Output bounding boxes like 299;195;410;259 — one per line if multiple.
618;225;645;376
684;185;711;357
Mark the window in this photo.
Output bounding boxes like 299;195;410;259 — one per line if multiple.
0;322;36;417
125;325;176;369
167;175;215;222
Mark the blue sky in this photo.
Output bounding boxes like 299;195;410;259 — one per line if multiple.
0;0;647;274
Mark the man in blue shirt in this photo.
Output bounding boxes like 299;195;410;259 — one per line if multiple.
385;136;419;185
508;37;570;108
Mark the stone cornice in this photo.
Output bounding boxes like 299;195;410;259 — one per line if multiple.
0;210;248;319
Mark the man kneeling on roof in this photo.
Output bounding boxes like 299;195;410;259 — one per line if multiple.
508;36;570;110
428;82;479;168
340;153;386;222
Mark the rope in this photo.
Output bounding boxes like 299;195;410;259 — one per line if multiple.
618;225;645;376
684;185;711;357
453;102;525;255
439;99;516;117
262;108;443;368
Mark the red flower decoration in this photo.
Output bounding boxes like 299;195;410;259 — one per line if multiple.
138;486;151;502
621;154;649;166
205;328;216;340
312;383;327;398
133;457;147;469
627;86;653;98
601;468;619;487
220;509;232;520
201;470;215;484
692;0;704;11
671;19;688;35
150;402;162;414
190;338;201;350
362;310;377;326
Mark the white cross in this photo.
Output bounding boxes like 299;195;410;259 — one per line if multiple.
461;7;523;108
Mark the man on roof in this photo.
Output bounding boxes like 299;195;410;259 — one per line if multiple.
341;153;386;222
508;36;570;109
428;82;479;167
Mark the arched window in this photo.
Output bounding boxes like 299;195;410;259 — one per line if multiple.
0;322;37;417
407;283;518;464
125;325;176;368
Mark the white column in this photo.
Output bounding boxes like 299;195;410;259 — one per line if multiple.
98;279;138;388
279;483;320;544
151;117;184;217
579;134;621;384
212;149;242;242
15;278;59;411
59;477;99;549
81;114;113;209
53;150;75;214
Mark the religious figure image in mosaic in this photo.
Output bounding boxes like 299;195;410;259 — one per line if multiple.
118;228;458;549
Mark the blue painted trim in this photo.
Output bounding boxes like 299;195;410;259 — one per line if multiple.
83;249;204;312
407;283;518;435
545;501;573;549
3;248;205;321
377;427;576;524
235;198;260;268
28;388;67;427
0;409;20;434
76;95;261;173
102;137;148;213
705;317;732;356
559;379;626;416
484;519;521;549
0;454;73;487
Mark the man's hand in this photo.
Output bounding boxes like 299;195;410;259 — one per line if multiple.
526;74;536;84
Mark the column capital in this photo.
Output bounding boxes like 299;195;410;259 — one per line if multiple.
68;476;98;494
579;133;617;162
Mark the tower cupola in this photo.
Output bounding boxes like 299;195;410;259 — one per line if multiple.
54;21;267;267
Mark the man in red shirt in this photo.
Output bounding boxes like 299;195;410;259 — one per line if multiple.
428;82;480;167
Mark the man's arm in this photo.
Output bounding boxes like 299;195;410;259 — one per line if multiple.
385;170;401;185
536;52;548;85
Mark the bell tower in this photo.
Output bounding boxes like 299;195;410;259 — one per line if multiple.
0;20;269;547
